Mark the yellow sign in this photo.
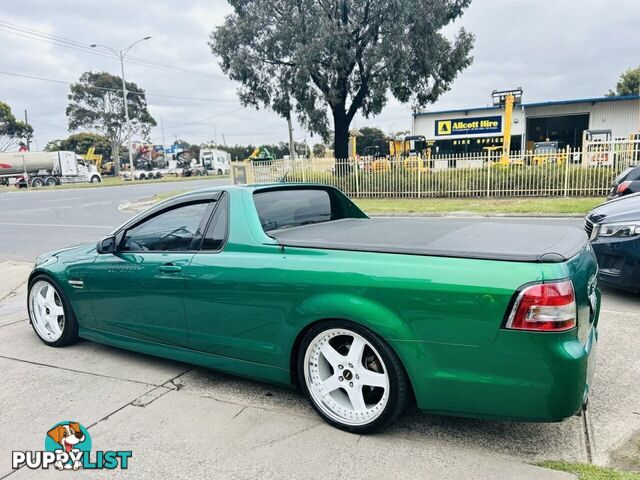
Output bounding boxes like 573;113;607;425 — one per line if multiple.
437;120;452;135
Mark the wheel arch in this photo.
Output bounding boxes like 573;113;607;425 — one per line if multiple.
286;293;415;391
26;269;72;321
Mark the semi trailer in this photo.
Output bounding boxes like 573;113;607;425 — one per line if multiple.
0;151;102;187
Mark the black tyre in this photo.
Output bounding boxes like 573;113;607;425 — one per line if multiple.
31;177;44;187
27;274;79;347
297;320;410;434
45;176;57;187
90;175;101;183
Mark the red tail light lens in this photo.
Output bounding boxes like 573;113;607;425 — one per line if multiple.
617;181;632;193
506;280;576;332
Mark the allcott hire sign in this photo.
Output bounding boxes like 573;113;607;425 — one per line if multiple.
435;116;502;136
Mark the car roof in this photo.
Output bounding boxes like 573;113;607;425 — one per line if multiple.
172;182;331;198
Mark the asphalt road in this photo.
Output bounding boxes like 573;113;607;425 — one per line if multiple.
0;178;230;262
0;179;584;262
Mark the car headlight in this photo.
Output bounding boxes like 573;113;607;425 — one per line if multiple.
597;223;640;238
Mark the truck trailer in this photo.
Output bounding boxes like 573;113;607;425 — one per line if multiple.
0;151;102;187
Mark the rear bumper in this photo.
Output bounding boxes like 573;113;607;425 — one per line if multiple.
592;236;640;292
391;326;597;422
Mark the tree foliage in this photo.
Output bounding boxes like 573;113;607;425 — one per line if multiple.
312;142;327;157
606;66;640;97
66;72;156;171
355;126;389;156
0;101;33;152
211;0;474;159
45;132;111;159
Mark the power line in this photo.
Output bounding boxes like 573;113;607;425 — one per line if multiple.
163;107;246;129
0;70;239;103
0;20;226;81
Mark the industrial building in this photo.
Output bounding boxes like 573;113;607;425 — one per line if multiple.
412;94;640;155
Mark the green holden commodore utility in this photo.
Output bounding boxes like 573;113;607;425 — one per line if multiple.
28;184;600;433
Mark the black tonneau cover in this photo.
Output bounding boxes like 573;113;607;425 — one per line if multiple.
269;218;587;263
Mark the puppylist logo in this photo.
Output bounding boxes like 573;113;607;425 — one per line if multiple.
12;421;132;471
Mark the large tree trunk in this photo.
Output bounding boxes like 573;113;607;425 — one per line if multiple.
332;108;351;175
111;141;120;174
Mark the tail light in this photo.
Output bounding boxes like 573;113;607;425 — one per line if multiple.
617;181;632;194
505;280;576;332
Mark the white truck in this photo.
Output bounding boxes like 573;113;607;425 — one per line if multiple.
0;151;102;188
198;149;231;175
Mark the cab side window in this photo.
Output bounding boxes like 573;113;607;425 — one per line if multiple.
122;202;209;252
201;194;228;251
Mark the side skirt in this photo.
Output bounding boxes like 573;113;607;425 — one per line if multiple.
79;326;292;387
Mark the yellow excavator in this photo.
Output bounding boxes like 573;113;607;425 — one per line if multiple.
83;147;111;175
491;88;522;166
389;135;432;171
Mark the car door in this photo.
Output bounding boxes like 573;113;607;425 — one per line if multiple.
184;192;312;369
90;198;215;347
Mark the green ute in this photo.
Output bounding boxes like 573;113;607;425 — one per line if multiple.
28;183;599;433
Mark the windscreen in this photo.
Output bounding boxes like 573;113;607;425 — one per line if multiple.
254;189;335;232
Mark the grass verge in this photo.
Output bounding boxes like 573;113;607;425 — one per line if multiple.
538;461;640;480
353;197;605;216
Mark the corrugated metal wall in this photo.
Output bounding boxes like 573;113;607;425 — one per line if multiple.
524;98;639;139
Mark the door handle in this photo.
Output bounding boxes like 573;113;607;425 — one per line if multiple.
158;263;182;274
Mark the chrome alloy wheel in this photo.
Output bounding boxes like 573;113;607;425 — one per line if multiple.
303;328;390;426
29;280;65;342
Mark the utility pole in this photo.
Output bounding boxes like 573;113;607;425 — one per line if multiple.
287;113;296;160
118;51;134;176
90;36;152;178
222;133;226;146
24;109;31;151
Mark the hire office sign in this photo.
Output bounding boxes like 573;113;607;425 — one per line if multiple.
435;116;502;136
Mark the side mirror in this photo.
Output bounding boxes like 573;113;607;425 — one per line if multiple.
97;235;117;254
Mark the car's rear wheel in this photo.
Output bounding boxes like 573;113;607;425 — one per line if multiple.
28;275;78;347
298;321;409;433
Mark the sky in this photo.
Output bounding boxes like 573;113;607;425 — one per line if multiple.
1;0;639;151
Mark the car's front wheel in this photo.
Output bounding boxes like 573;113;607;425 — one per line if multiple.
298;321;409;433
28;275;78;347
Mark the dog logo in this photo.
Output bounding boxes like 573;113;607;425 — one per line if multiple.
46;422;90;470
12;420;131;470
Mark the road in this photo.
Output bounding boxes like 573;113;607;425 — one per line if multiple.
0;178;229;262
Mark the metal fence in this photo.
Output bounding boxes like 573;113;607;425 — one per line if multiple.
231;139;640;198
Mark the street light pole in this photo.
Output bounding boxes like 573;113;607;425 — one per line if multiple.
90;36;151;179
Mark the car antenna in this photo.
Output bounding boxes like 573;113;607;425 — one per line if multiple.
279;170;289;182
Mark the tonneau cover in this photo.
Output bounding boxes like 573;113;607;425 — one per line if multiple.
269;218;588;263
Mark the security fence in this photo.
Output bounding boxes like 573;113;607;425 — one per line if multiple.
231;139;640;198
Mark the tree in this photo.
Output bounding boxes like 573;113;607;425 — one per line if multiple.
0;101;33;152
312;143;327;158
45;132;111;159
66;72;156;173
606;66;640;97
355;126;389;157
210;0;473;163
